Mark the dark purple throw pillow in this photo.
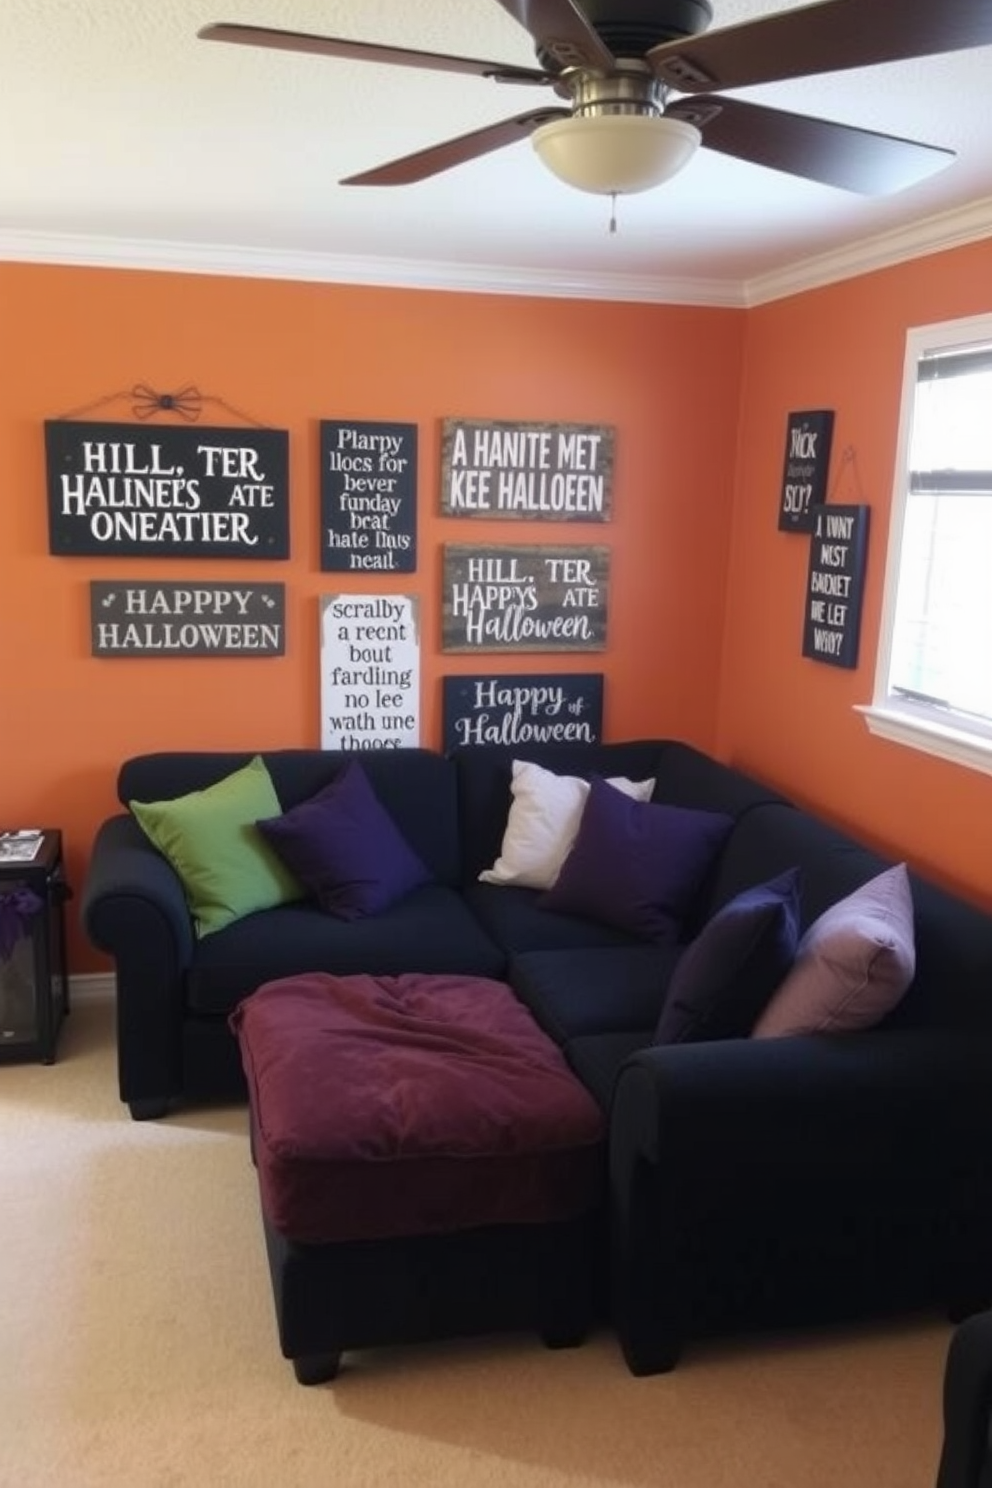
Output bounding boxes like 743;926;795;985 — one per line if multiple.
256;761;431;921
654;868;801;1045
540;776;733;944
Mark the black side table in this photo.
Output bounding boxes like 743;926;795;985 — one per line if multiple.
0;830;70;1064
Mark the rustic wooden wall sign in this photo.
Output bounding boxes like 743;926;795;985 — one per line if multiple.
442;544;609;653
442;672;604;751
320;419;417;573
45;421;289;558
90;581;285;656
320;594;420;749
778;409;835;533
802;504;870;669
440;418;614;521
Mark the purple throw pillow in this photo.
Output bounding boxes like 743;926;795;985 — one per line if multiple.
540;776;733;944
654;868;801;1044
257;761;431;921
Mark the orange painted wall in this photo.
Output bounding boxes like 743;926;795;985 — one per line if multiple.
0;262;745;970
719;236;992;910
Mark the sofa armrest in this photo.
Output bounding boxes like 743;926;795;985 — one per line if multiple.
81;814;195;1113
609;1030;992;1375
612;1027;991;1172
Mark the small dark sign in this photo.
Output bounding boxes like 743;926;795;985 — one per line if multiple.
90;581;285;656
320;420;417;573
440;418;614;521
443;672;604;750
802;504;870;669
46;421;289;558
778;409;835;532
442;545;609;653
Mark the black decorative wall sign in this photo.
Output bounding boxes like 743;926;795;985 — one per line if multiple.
320;420;417;573
442;545;609;653
443;672;604;750
90;582;285;656
46;422;289;558
440;419;614;520
778;409;835;532
802;504;870;669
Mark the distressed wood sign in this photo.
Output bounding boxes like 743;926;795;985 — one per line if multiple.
320;419;417;573
320;594;420;749
90;581;285;656
45;421;289;558
442;545;609;653
802;504;870;669
442;672;604;751
440;418;614;521
778;409;835;533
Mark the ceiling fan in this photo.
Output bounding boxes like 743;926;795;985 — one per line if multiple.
198;0;992;199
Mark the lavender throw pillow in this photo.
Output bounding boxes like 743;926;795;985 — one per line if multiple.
540;776;733;944
752;863;915;1037
654;868;801;1044
257;761;431;921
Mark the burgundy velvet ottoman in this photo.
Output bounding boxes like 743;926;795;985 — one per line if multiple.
230;971;606;1383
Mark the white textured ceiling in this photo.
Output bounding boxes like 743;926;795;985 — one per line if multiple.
4;0;992;301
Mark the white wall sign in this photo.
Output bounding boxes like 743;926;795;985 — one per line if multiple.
320;594;420;749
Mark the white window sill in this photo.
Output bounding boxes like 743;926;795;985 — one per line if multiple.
856;703;992;778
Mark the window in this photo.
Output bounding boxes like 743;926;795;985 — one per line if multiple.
863;311;992;776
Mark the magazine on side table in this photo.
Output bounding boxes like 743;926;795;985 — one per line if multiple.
0;831;45;864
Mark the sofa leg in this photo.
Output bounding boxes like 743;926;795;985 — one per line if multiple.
127;1096;172;1121
292;1352;341;1386
619;1331;683;1378
540;1325;588;1351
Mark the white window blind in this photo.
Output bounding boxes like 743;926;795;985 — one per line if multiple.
864;313;992;773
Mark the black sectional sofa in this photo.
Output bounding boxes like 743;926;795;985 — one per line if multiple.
82;738;992;1375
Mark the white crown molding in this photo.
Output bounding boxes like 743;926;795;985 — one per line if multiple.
744;195;992;305
3;195;992;307
0;227;743;307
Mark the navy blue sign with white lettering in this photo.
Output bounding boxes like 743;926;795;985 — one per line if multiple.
45;421;289;557
320;420;417;573
778;409;835;533
443;673;603;751
802;504;869;669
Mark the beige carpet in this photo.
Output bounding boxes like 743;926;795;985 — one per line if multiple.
0;994;951;1488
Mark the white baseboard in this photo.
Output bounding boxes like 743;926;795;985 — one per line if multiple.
70;971;116;1004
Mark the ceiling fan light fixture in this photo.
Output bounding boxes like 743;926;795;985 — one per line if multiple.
531;113;701;196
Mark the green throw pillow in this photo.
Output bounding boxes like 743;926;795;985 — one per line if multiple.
130;755;302;938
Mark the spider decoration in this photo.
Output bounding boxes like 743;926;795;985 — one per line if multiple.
130;384;203;421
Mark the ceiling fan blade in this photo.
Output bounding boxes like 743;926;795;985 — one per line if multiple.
667;95;954;195
340;109;568;186
493;0;616;73
197;23;550;85
648;0;992;93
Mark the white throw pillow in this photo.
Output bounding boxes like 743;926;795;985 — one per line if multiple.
478;759;656;891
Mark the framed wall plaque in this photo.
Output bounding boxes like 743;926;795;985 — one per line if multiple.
778;409;835;533
442;544;609;653
802;504;870;669
46;421;289;558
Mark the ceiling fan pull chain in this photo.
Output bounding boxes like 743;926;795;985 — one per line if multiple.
609;192;618;235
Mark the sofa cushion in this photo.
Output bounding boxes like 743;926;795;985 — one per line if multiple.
186;882;506;1016
510;945;676;1045
257;759;432;921
463;880;648;958
541;777;734;944
452;740;669;884
753;864;915;1038
129;754;302;938
653;868;801;1044
479;758;655;891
